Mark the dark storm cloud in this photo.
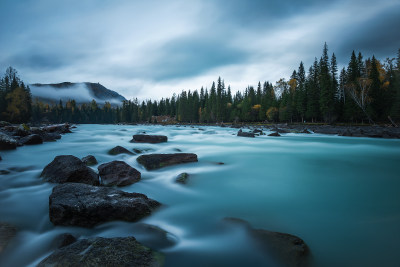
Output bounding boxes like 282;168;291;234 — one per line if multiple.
149;37;250;80
0;0;398;100
336;7;400;61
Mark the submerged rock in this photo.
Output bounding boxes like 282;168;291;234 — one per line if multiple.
40;155;99;185
49;183;161;227
19;134;43;145
98;160;141;186
137;153;198;170
0;133;18;150
175;172;189;184
237;129;255;138
82;155;98;166
130;134;168;143
134;223;178;250
268;132;281;137
0;223;17;254
55;233;77;248
37;236;164;267
224;218;310;267
108;145;134;155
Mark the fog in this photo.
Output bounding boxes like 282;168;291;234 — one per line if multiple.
29;83;123;105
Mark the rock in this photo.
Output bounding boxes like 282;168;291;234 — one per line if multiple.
253;129;264;135
42;132;62;142
301;129;312;134
251;229;309;267
19;134;43;145
82;155;98;166
0;170;11;175
224;218;310;267
237;129;255;138
130;134;168;143
40;155;99;185
268;132;281;137
134;223;178;250
13;125;30;137
49;183;160;227
42;123;72;134
0;223;17;254
0;133;18;150
108;145;134;155
37;236;163;267
0;155;2;161
98;161;141;186
137;153;198;170
0;121;11;127
175;173;189;184
56;233;77;248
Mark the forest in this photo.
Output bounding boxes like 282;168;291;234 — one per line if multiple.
1;44;399;125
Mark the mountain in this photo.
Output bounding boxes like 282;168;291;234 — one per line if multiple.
29;82;127;106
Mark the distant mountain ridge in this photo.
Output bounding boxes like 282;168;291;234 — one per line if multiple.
30;82;126;105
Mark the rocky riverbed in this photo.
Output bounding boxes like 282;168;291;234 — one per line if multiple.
1;124;399;266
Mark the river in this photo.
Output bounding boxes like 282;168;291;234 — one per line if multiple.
0;124;399;266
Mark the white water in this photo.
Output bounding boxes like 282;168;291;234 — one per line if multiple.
0;125;400;267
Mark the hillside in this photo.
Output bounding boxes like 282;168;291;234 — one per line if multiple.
29;82;126;105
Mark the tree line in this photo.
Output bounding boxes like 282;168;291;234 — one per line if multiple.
1;44;399;124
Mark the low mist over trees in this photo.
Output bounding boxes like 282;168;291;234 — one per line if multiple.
1;44;400;125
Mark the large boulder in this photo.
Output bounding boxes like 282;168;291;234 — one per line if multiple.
108;145;134;155
82;155;98;166
0;223;17;254
19;134;43;145
237;129;255;138
0;133;17;150
37;236;163;267
224;218;310;267
49;183;160;227
137;153;198;170
130;135;168;143
98;161;141;186
40;155;99;185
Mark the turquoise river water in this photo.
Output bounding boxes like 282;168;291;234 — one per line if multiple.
0;124;400;266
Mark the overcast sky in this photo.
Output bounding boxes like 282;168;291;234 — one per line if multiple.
0;0;399;100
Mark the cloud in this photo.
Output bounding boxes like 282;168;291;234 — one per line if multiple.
0;0;398;101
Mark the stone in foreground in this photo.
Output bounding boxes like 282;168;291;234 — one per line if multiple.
137;153;198;170
37;236;163;267
98;160;141;186
49;183;160;227
130;134;168;143
224;217;310;267
40;155;99;185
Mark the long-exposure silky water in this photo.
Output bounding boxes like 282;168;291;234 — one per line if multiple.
1;125;400;266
